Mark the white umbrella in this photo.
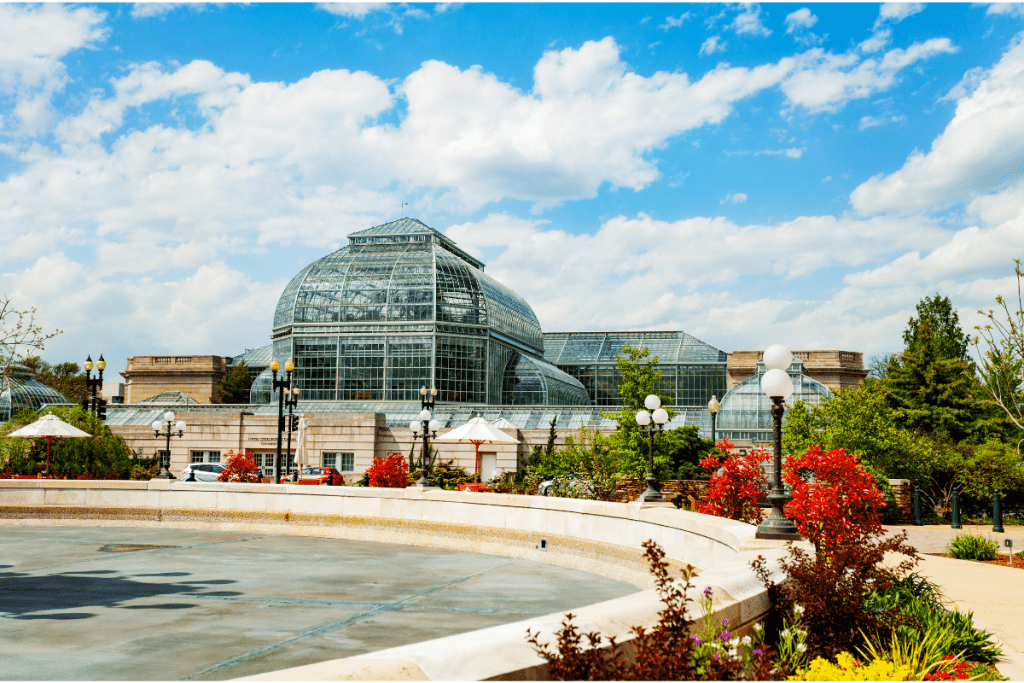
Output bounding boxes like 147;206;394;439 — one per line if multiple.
490;417;518;430
7;414;91;476
434;415;519;479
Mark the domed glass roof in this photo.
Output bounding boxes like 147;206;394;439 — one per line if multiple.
273;218;543;354
0;372;71;422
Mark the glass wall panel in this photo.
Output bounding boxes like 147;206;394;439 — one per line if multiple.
436;335;486;403
435;251;486;327
387;336;432;400
339;338;385;400
294;337;338;401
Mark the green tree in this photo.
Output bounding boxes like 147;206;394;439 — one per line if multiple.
882;319;979;442
782;387;935;483
903;293;972;364
603;344;674;478
216;361;253;404
973;259;1024;435
658;426;714;480
955;439;1024;499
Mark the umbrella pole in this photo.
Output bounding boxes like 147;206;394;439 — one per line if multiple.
474;441;481;481
45;436;52;477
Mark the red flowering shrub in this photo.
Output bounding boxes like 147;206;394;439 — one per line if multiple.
924;656;972;681
366;452;408;488
217;450;260;483
782;446;885;555
697;438;769;524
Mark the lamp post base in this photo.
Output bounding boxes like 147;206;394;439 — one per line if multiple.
153;468;175;480
755;490;801;540
638;475;665;503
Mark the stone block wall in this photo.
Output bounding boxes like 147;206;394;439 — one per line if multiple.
615;478;710;506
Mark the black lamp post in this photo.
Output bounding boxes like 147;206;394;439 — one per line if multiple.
755;344;802;541
635;394;669;503
83;355;108;420
410;385;439;487
270;357;294;484
151;411;185;480
708;394;720;445
285;386;300;480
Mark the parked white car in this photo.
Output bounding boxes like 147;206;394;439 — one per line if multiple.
180;463;226;482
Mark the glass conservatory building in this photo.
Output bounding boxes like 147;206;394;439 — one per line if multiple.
0;370;71;422
261;218;590;407
715;361;832;442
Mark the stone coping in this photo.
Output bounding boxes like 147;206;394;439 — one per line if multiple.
0;480;793;680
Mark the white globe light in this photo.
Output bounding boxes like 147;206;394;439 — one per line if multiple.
164;411;175;423
652;408;669;425
636;410;652;426
409;420;420;434
152;421;162;432
429;419;440;432
761;368;794;399
762;344;793;371
644;394;661;411
418;409;431;422
176;421;186;432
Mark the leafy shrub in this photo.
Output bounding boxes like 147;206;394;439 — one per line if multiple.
488;470;520;493
783;446;886;556
752;531;918;662
527;541;784;680
948;532;999;561
129;464;153;480
366;452;408;488
216;450;260;483
697;438;769;524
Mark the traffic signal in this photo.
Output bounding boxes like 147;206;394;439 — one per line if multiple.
81;398;89;412
278;416;285;432
290;415;299;432
96;398;108;421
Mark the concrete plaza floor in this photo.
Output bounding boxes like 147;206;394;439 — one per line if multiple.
0;526;636;681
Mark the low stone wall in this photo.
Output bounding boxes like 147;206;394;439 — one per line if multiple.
0;480;794;681
615;478;710;505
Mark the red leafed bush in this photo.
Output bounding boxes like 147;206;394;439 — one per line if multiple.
697;438;769;524
217;450;260;483
782;446;885;555
366;452;408;488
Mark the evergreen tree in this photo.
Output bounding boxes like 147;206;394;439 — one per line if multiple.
883;318;978;442
17;356;87;402
603;344;675;478
902;293;972;364
216;361;253;404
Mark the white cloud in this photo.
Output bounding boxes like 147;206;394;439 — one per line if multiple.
940;65;988;101
722;192;748;204
659;13;690;31
316;3;390;18
730;5;772;37
700;36;727;56
757;147;805;158
781;38;957;114
987;4;1024;17
851;36;1024;214
874;3;925;30
130;4;193;19
785;8;818;33
859;29;891;54
0;4;108;135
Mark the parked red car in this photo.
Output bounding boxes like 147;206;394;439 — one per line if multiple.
279;466;345;486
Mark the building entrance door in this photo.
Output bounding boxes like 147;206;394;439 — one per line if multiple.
479;452;496;483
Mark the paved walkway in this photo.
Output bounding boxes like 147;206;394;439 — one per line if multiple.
885;524;1024;681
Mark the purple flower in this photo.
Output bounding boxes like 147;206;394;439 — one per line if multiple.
713;654;721;660
703;586;713;597
753;649;763;656
720;631;732;641
692;636;703;644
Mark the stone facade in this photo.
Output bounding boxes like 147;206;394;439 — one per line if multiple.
121;355;229;404
726;350;868;391
109;411;569;481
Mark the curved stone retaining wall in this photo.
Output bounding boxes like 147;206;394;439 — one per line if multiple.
0;480;794;680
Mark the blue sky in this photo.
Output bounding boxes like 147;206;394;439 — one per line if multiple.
3;2;1024;378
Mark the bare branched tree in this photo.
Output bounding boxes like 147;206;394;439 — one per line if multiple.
973;259;1024;434
0;294;62;379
